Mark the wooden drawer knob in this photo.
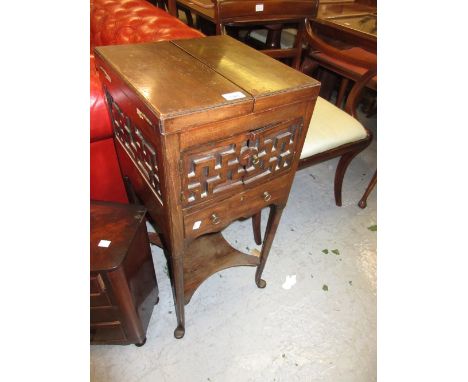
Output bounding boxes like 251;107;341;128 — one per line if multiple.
263;191;271;202
211;213;221;225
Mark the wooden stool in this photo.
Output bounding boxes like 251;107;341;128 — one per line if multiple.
90;201;159;346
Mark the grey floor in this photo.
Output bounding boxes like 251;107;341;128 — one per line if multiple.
91;106;377;382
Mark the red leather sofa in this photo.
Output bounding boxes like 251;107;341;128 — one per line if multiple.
90;0;203;203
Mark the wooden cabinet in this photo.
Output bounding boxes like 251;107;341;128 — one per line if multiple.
94;35;320;338
90;201;159;346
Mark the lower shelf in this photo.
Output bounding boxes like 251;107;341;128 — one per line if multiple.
183;232;260;304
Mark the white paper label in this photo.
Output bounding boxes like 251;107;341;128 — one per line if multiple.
98;240;111;248
282;275;297;290
255;3;264;12
222;91;246;101
192;221;202;230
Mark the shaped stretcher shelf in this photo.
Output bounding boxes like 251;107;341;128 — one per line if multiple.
183;232;260;304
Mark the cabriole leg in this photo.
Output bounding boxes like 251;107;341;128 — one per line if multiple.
334;151;360;206
255;204;285;288
252;211;262;245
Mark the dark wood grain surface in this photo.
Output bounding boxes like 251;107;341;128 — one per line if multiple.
177;0;215;21
90;201;159;346
174;35;319;105
313;1;377;52
95;41;253;121
90;201;147;271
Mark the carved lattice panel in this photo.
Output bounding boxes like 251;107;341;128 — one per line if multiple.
243;118;302;185
105;91;163;204
181;117;303;205
182;134;248;204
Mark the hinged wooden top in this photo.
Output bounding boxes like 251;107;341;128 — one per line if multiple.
174;36;320;111
90;201;147;272
94;36;319;134
94;40;254;133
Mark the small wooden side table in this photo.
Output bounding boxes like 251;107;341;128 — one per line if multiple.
90;201;159;346
313;2;377;53
95;36;320;338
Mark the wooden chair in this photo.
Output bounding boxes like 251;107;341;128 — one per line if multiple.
213;0;317;69
173;0;316;69
251;18;376;244
152;0;194;24
303;12;377;110
212;0;376;108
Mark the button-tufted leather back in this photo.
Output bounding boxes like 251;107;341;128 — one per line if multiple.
90;0;204;143
91;0;203;47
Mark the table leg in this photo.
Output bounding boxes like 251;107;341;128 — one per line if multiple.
252;211;262;245
171;256;186;339
255;204;285;288
265;24;282;49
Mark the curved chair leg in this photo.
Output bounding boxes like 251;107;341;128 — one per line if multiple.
358;171;377;209
334;150;361;206
252;211;262;245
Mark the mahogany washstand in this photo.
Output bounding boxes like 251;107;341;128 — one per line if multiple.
95;36;320;338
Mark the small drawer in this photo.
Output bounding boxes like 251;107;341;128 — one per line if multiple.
90;322;126;343
183;175;290;239
91;306;120;324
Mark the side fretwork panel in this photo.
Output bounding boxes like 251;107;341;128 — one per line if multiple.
105;88;164;206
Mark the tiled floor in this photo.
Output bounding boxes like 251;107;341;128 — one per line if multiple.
91;106;377;382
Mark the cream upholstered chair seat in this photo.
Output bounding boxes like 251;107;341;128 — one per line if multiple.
250;13;376;246
300;96;368;159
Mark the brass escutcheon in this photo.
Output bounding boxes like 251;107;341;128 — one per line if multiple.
263;191;271;202
211;213;221;225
